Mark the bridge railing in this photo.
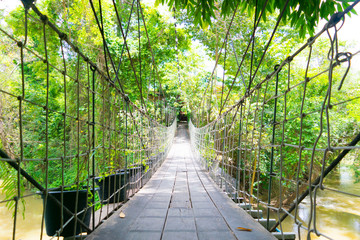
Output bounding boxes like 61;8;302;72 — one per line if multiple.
0;1;177;239
189;6;360;240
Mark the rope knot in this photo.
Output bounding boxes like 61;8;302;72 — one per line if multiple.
90;64;97;72
59;33;67;40
326;147;334;154
307;36;315;45
40;14;48;23
336;52;352;63
269;172;277;177
285;56;293;63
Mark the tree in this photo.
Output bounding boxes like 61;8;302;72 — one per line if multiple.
0;0;189;196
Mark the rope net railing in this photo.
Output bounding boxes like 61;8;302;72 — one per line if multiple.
0;0;176;239
190;2;360;240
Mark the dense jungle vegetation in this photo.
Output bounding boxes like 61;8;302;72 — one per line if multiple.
0;0;359;213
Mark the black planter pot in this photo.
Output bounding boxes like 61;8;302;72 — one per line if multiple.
95;170;129;203
42;189;91;238
130;166;143;181
142;159;155;184
129;166;142;179
128;166;143;194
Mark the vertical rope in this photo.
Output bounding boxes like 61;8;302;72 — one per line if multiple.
266;64;280;229
137;0;142;108
59;37;67;235
248;0;258;92
73;50;81;237
173;8;181;91
125;96;129;200
90;65;96;230
220;35;227;115
40;15;50;240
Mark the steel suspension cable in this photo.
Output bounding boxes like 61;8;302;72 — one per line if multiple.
198;3;239;118
173;7;181;92
137;0;168;105
219;0;290;114
90;0;148;112
213;0;269;116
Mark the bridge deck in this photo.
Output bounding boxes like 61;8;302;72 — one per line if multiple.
87;123;275;240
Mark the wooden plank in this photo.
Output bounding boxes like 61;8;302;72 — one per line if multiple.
86;123;276;240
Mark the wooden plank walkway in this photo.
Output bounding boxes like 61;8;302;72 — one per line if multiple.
86;123;276;240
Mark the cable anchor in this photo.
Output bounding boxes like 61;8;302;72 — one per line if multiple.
326;12;344;29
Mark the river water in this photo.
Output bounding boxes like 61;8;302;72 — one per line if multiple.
273;163;360;240
0;189;51;240
0;163;359;239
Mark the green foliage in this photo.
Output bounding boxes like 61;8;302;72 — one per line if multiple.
162;41;208;114
0;0;359;224
186;0;360;203
158;0;357;37
0;0;184;195
0;165;26;218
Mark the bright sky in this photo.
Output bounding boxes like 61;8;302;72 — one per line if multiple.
0;0;20;13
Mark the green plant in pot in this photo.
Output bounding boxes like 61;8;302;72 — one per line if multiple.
94;148;151;202
94;168;129;204
41;186;92;238
94;149;130;204
95;149;147;201
41;156;94;238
